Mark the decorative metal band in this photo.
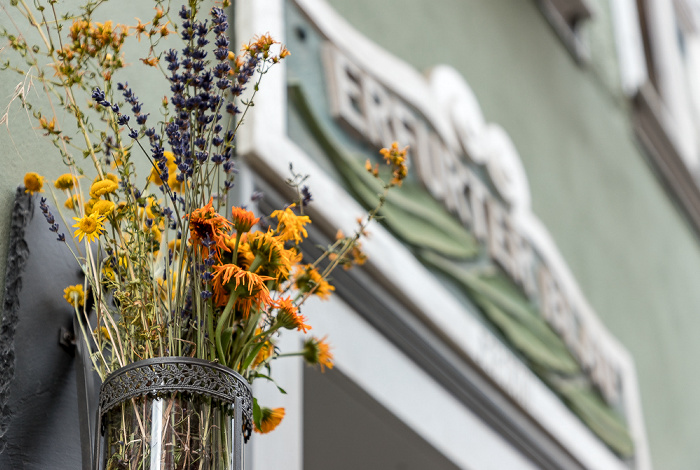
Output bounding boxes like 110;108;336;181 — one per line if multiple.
98;357;253;439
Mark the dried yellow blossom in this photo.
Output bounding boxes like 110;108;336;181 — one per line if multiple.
270;204;310;244
255;407;285;434
64;194;81;210
303;336;334;371
92;200;115;216
63;284;85;307
54;173;77;190
24;172;44;195
72;213;106;242
89;179;118;198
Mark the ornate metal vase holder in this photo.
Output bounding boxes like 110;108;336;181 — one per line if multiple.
94;357;253;470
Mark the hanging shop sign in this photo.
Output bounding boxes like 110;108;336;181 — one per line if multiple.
323;44;619;402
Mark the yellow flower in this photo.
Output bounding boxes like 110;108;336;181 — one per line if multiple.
168;239;182;253
303;336;334;371
270;204;310;244
349;241;368;268
24;172;44;195
148;151;179;187
72;213;106;242
145;197;160;219
84;198;98;215
141;56;159;67
147;224;163;244
101;265;116;283
159;24;173;37
379;142;409;186
132;18;149;41
63;284;85;307
93;173;119;184
39;116;59;135
333;237;368;270
105;173;119;184
92;199;115;216
89;179;118;198
242;230;295;283
150;152;184;192
93;326;110;341
64;194;81;210
54;173;76;190
252;339;274;369
255;407;285;434
148;165;164;186
365;159;379;177
167;170;182;193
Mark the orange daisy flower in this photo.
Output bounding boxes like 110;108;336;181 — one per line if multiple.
231;206;260;233
212;264;273;316
274;297;310;333
255;407;285;434
303;336;334;371
293;265;335;299
187;197;232;253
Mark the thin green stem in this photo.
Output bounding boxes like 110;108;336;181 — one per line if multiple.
215;290;239;365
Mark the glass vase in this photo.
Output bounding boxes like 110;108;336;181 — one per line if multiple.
95;358;252;470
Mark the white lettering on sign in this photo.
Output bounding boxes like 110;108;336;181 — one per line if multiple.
323;43;621;403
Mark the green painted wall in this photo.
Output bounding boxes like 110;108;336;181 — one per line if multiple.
0;2;170;303
323;0;700;468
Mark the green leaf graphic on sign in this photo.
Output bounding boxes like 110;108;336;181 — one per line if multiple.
420;250;634;456
288;82;478;259
551;378;635;457
420;250;580;375
472;293;581;374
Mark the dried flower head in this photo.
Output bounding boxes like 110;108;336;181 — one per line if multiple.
303;336;334;371
274;297;311;333
231;206;260;233
63;284;85;307
54;173;77;190
188;198;232;252
72;213;107;242
271;204;310;244
294;265;335;299
65;194;81;210
379;141;409;186
92;199;116;216
89;179;119;198
255;407;285;434
24;172;44;195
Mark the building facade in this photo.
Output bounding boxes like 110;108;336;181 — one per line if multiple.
2;0;700;469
